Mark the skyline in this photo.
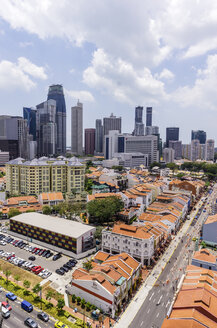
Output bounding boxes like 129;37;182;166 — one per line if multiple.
0;1;217;145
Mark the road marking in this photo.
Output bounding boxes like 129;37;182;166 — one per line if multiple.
156;312;159;317
14;317;22;322
147;308;150;313
158;289;160;294
153;298;155;303
149;292;154;301
140;321;144;326
166;300;170;307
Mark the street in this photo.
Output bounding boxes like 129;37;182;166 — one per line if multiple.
0;288;55;328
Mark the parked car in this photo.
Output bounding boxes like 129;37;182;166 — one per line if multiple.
29;256;36;261
53;253;62;261
6;292;17;301
60;266;68;273
54;321;69;328
37;311;49;322
55;269;64;276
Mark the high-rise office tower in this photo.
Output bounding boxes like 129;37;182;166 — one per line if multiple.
169;140;182;159
206;139;215;161
71;101;83;156
47;85;66;154
0;115;29;159
191;139;200;161
163;148;175;163
191;130;206;144
23;107;36;141
36;99;57;156
85;129;95;155
103;113;121;136
134;106;144;136
95;119;103;153
166;127;179;147
146;107;152;126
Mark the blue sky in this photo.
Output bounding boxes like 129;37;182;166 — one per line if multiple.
0;0;217;147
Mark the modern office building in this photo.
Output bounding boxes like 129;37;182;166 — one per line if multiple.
71;102;83;156
47;85;66;155
95;119;103;153
134;106;144;136
163;148;175;163
169;140;182;159
146;107;152;127
36;99;56;157
145;126;159;136
166;127;179;147
182;144;191;160
206;139;215;161
191;130;206;144
0;150;9;165
0;115;29;159
23;107;36;141
85;128;95;155
104;131;158;165
10;212;95;258
6;157;85;196
191;139;200;161
103;113;121;136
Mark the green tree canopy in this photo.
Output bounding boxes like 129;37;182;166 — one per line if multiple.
87;196;124;224
8;208;20;218
57;298;65;312
42;205;52;215
166;163;178;171
83;260;93;272
150;162;162;169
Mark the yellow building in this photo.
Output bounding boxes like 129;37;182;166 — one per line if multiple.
6;157;85;196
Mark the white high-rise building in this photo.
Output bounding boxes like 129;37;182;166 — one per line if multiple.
71;102;83;156
206;139;215;161
163;148;175;163
191;139;200;161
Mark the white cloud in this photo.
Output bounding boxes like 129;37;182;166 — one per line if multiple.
0;57;47;91
19;41;33;47
65;89;94;102
156;68;174;80
171;54;217;110
83;49;166;105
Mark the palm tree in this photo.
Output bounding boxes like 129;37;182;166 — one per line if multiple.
23;280;31;295
46;290;53;301
57;299;65;313
4;270;11;284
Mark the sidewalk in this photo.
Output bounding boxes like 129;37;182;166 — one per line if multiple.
114;205;200;328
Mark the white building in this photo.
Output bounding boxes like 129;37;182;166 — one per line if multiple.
102;224;154;265
71;102;83;156
163;148;174;163
206;139;215;161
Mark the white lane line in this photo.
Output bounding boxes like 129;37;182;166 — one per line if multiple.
14;317;22;322
149;292;154;301
147;308;150;314
140;320;144;326
166;300;170;307
156;312;159;318
158;289;161;294
166;292;169;297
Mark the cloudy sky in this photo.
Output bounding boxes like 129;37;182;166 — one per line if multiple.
0;0;217;146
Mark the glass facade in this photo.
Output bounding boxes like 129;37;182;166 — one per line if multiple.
23;107;36;141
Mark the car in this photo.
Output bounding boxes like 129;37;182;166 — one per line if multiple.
46;251;52;258
29;256;36;261
42;250;49;257
56;269;64;275
53;253;62;261
0;241;6;246
41;249;47;256
42;271;52;279
54;321;69;328
24;317;38;328
21;300;33;312
6;292;17;301
18;259;25;267
69;258;77;264
35;249;41;255
1;306;10;318
60;266;69;273
32;247;38;254
37;311;49;322
63;263;72;270
32;265;40;272
38;249;45;256
35;267;43;275
2;301;12;311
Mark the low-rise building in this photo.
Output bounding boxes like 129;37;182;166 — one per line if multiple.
9;212;96;258
202;214;217;246
191;249;217;271
38;192;64;207
67;252;142;317
102;224;154;265
0;196;42;218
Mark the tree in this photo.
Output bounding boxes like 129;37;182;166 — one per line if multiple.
57;299;65;312
8;208;20;218
94;226;103;240
87;196;124;224
76;296;81;304
4;270;11;284
71;294;76;303
14;274;20;285
46;290;53;301
85;177;93;192
112;165;124;172
81;298;86;309
83;260;93;272
23;280;31;295
42;205;52;215
32;283;42;296
86;302;91;311
166;163;178;171
150;162;162;169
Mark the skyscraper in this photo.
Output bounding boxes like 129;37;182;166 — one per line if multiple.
47;84;66;154
103;113;121;136
166;127;179;147
206;139;215;161
191;130;206;144
146;107;152;126
169;140;182;159
134;106;144;136
36;99;57;156
85;129;95;155
71;101;83;156
95;119;103;153
23;107;36;141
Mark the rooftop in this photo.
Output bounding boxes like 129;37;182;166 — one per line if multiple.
10;212;95;238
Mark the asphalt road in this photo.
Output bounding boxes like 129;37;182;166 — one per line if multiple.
129;189;213;328
0;288;55;328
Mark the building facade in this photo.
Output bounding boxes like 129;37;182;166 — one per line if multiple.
163;148;175;163
169;140;182;159
103;113;121;136
47;85;66;155
191;130;206;144
134;106;144;136
6;157;85;196
146;107;152;126
85;128;95;155
95;119;103;153
206;139;215;161
23;107;36;141
166;127;179;147
71;102;83;156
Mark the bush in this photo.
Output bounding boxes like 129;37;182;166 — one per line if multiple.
86;302;91;311
71;294;76;303
76;296;81;304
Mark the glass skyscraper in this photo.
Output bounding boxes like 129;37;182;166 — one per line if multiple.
23;107;36;141
191;130;206;144
134;106;144;136
47;85;66;154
